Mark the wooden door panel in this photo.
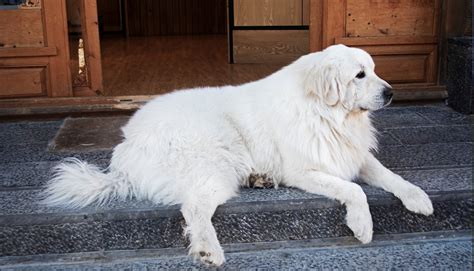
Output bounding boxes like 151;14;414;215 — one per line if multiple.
233;30;309;63
234;0;304;26
346;0;437;37
0;9;44;48
0;1;72;98
0;67;47;98
373;55;428;83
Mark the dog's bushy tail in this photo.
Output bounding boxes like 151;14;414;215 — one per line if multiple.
41;158;131;208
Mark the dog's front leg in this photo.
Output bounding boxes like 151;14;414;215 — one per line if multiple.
359;153;433;216
286;171;373;243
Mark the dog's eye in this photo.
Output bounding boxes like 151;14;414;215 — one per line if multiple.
356;71;365;79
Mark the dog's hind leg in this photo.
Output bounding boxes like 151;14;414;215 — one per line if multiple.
180;177;236;266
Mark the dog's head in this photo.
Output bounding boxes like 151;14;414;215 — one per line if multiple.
303;44;392;111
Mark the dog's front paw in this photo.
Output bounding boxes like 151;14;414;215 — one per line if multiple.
346;204;373;244
399;185;433;216
190;240;225;266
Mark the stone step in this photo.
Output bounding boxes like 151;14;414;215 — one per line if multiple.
0;141;471;189
0;167;471;257
1;231;471;270
0;104;471;189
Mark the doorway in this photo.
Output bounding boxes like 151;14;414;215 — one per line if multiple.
67;0;282;97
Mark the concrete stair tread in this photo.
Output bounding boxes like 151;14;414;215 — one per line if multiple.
1;185;470;257
1;231;471;270
0;166;471;221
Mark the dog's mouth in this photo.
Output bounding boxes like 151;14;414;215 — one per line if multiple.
360;99;391;112
383;97;393;107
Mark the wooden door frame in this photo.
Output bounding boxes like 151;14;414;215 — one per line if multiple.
309;0;324;52
72;0;103;97
42;0;74;97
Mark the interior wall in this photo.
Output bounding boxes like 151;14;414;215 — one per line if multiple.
126;0;227;36
97;0;122;32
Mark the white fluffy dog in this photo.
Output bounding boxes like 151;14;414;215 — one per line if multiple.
43;44;433;266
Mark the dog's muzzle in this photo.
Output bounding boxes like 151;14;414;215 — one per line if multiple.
383;86;393;106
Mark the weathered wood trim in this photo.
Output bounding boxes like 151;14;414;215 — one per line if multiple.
335;36;438;46
302;0;310;25
42;0;73;97
309;0;323;51
322;0;345;47
74;0;103;96
0;47;57;58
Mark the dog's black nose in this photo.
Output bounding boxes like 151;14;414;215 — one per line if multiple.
383;86;393;99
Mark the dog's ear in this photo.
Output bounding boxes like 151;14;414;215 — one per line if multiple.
304;62;342;106
324;66;342;106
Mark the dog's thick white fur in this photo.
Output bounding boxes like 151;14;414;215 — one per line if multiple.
43;45;433;266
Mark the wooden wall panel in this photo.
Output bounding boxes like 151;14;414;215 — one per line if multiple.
345;0;437;37
97;0;122;32
234;0;303;26
0;9;44;48
233;30;309;63
0;67;47;98
126;0;227;36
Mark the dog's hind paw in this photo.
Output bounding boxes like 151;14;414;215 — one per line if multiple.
248;173;274;189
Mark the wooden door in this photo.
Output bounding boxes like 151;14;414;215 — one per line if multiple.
0;0;103;99
311;0;441;89
0;1;72;98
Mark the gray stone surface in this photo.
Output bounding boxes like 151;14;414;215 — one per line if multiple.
0;160;110;188
447;37;473;114
377;131;401;145
0;142;471;188
0;167;471;217
0;144;112;164
1;198;471;256
0;121;62;146
413;106;473;125
375;142;472;169
371;107;435;129
2;234;471;270
388;125;472;145
50;117;128;152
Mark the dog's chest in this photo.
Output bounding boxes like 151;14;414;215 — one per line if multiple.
287;115;376;180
